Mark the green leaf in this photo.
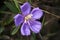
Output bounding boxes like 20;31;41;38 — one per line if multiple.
4;2;19;13
0;27;4;34
13;0;20;12
31;33;36;40
0;11;13;14
31;36;35;40
42;15;45;26
46;33;56;37
28;0;32;4
11;26;20;35
19;0;25;3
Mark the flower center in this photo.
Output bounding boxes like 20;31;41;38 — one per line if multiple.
24;14;32;22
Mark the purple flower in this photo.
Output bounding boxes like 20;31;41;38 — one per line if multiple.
14;2;43;36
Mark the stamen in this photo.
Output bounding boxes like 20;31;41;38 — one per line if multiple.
24;14;32;23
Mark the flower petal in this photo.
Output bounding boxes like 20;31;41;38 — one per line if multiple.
29;20;42;33
20;2;31;15
31;7;43;19
21;22;30;36
14;14;24;27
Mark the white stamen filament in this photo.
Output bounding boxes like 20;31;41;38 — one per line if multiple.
24;14;32;23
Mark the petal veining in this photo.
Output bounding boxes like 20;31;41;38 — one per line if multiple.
14;14;24;27
21;22;30;36
29;20;42;33
20;2;31;16
31;7;43;19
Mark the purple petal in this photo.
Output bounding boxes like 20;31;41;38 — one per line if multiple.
31;7;43;19
14;14;24;27
29;20;42;33
21;22;30;36
20;2;31;16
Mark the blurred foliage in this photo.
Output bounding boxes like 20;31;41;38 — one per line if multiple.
4;1;19;13
0;0;60;40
